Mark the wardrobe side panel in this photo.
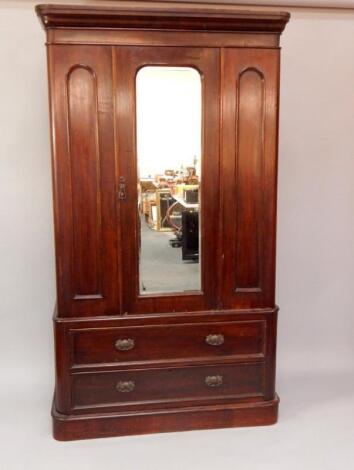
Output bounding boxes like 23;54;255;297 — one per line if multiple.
220;49;280;309
47;45;120;317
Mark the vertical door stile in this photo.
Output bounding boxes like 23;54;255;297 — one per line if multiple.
112;45;124;315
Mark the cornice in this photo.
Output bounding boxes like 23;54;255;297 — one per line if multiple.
36;2;290;33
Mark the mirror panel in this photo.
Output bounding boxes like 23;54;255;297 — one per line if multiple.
136;66;202;295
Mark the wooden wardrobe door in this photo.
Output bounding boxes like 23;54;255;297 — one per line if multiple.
114;47;220;314
220;49;280;309
48;46;120;317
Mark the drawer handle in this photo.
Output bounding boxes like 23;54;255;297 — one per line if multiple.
205;375;223;388
115;338;135;351
205;334;224;346
116;380;135;393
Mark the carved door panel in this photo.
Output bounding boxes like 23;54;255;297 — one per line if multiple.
48;46;120;316
220;49;280;309
114;46;220;314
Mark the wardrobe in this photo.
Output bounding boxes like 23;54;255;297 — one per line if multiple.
36;2;290;441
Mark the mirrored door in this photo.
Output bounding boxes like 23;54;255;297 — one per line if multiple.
115;47;220;314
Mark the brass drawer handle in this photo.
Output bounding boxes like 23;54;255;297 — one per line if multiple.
205;334;224;346
205;375;223;388
115;338;135;351
116;380;135;393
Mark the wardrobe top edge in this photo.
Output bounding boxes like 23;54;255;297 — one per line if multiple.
35;3;290;34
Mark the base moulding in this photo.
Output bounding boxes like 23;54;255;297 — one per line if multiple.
52;394;279;441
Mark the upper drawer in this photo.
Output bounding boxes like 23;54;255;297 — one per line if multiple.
70;320;266;368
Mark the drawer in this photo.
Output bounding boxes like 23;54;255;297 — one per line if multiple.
72;362;265;409
70;320;266;368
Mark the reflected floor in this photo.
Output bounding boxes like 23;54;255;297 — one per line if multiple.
140;218;199;294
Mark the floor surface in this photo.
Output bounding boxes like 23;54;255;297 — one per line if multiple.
140;217;200;293
1;368;353;470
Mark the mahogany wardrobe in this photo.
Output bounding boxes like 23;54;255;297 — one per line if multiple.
36;2;290;441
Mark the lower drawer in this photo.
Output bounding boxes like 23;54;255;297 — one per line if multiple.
72;362;265;410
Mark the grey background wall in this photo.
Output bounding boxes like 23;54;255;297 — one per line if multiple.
277;7;354;373
0;1;353;469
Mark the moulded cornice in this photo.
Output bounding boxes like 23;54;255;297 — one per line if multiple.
36;2;290;34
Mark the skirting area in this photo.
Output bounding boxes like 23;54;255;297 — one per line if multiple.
52;396;279;441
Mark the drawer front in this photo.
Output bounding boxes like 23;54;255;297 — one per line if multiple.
71;320;266;367
72;362;265;409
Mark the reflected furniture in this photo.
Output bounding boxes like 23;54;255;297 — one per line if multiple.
182;211;199;261
155;189;174;231
36;1;290;441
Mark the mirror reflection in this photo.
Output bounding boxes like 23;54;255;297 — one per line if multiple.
136;66;202;295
